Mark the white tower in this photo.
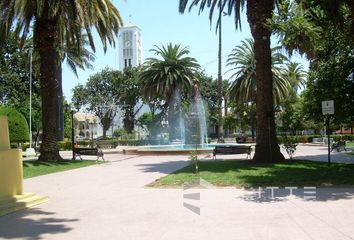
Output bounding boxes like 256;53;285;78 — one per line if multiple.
118;23;142;71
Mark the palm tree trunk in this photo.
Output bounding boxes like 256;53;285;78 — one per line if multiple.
56;64;64;141
217;2;224;142
247;0;285;162
34;17;63;162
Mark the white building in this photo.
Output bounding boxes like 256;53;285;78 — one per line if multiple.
118;23;142;70
73;112;98;140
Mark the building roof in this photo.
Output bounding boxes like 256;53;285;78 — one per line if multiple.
73;112;98;123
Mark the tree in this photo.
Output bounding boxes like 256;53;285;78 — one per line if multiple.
140;43;200;140
302;27;354;126
227;38;291;104
113;67;143;133
179;0;286;162
0;0;122;161
56;35;96;141
72;69;118;138
271;0;354;130
269;0;322;59
71;84;88;111
137;112;163;138
0;33;42;144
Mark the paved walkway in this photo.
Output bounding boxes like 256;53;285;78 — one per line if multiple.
0;146;354;240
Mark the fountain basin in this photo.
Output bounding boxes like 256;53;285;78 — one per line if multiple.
122;144;241;155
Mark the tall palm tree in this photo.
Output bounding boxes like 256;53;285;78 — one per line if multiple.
180;0;286;162
227;38;290;104
0;1;122;161
140;43;200;140
56;35;96;141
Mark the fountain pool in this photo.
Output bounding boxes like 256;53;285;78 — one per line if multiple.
122;144;242;155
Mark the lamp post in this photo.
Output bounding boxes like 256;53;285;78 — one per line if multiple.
25;48;36;157
71;109;75;160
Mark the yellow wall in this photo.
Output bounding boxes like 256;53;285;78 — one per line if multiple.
0;150;23;200
0;116;24;201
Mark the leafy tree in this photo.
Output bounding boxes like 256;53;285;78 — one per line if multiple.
113;67;143;133
73;69;118;138
303;28;354;126
272;0;353;130
0;0;122;161
198;73;218;127
229;102;257;140
137;112;163;138
0;33;42;145
0;106;29;143
71;84;88;111
223;114;237;134
113;128;127;138
180;0;286;162
140;43;200;140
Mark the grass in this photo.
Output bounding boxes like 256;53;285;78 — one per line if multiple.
23;160;103;179
148;160;354;188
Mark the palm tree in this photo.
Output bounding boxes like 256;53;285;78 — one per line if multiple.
281;61;307;93
0;1;122;161
227;38;290;104
56;35;96;141
140;43;200;140
179;0;286;162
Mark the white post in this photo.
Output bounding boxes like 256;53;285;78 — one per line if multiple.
25;49;36;157
29;49;32;148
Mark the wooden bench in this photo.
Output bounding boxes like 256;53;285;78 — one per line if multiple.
74;147;104;161
213;145;252;160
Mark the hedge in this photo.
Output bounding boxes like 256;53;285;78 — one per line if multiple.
277;134;354;143
0;106;29;142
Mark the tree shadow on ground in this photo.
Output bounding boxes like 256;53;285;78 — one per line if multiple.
0;208;78;239
136;160;189;174
294;152;354;163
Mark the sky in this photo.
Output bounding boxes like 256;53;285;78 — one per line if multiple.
62;0;308;100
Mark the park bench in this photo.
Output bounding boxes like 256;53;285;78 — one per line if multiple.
213;145;252;160
74;147;104;161
331;140;347;152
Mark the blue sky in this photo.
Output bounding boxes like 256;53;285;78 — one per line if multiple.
62;0;308;100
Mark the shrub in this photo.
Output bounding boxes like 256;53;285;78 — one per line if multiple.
58;141;72;150
0;106;29;142
113;128;127;138
189;150;199;174
280;135;298;159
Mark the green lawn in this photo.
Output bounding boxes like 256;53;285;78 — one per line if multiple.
23;160;103;179
149;160;354;188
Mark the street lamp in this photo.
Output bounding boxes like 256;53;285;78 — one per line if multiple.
65;104;75;160
25;48;36;157
71;109;75;160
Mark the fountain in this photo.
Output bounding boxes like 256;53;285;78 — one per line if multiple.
168;90;186;144
190;82;208;146
122;82;239;155
124;82;212;155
